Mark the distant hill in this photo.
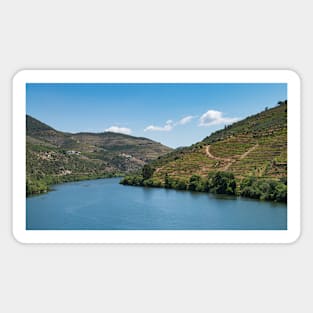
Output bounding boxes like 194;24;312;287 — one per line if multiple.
121;101;287;202
26;115;172;195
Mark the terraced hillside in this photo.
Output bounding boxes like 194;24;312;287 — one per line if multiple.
26;115;172;195
121;101;287;202
152;102;286;180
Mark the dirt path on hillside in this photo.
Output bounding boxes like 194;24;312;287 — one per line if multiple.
205;144;259;171
205;146;232;162
238;143;259;160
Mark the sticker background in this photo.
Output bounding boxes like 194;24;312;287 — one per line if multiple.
1;1;311;312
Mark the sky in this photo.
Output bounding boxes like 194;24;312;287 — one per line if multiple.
26;83;287;148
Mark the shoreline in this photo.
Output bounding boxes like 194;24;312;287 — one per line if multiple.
120;177;288;204
27;175;287;205
26;173;124;197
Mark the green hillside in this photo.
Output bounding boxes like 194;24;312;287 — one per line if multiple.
121;101;287;202
26;115;172;195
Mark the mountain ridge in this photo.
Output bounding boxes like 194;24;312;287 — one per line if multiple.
26;115;172;195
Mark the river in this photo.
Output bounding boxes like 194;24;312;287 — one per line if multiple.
26;177;287;230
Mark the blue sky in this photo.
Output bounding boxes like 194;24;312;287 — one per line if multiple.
26;83;287;148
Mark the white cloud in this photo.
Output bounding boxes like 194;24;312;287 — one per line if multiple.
199;110;239;127
144;120;174;132
176;115;195;125
144;115;197;132
105;126;132;135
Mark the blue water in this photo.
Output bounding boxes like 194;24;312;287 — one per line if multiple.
26;178;287;230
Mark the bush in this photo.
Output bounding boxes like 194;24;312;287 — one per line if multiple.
240;186;261;199
119;176;131;185
120;175;144;186
195;179;208;192
174;179;187;190
26;178;49;195
240;176;287;202
188;175;208;192
143;178;154;187
208;172;236;195
164;173;173;188
151;180;162;188
274;183;287;202
188;175;201;191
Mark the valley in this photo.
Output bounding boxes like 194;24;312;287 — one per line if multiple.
26;115;172;195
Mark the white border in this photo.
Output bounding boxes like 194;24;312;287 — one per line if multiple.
12;70;301;244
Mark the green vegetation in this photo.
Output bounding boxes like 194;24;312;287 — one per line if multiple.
27;101;288;203
120;170;286;202
208;172;236;195
26;115;172;196
188;175;207;192
142;164;155;180
121;171;236;195
240;176;287;202
120;101;287;203
26;173;117;196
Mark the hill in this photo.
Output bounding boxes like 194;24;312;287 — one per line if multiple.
26;115;172;195
121;101;287;202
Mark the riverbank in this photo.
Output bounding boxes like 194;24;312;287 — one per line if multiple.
26;172;122;196
120;170;287;203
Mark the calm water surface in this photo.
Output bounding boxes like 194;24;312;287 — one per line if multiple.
26;178;287;230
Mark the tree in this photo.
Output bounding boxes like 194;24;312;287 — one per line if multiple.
189;175;201;191
175;180;187;190
240;176;287;202
142;164;155;180
278;100;287;106
274;183;287;203
164;173;171;188
210;172;236;195
143;178;154;187
132;175;144;186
